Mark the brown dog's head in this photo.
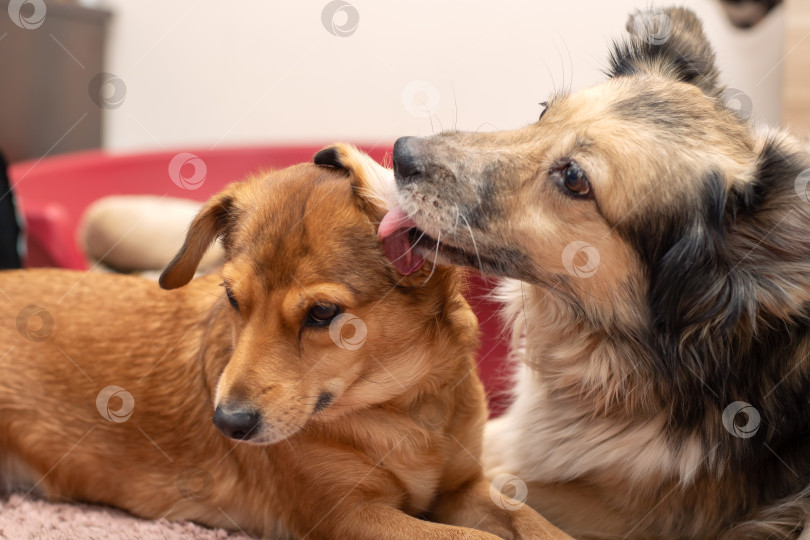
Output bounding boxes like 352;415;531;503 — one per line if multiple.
160;145;471;445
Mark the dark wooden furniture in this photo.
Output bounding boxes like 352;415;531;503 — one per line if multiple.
0;1;111;162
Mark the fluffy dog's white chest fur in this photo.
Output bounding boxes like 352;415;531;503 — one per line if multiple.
483;280;708;489
483;363;706;487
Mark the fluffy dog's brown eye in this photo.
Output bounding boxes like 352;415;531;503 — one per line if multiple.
307;303;340;326
564;163;589;194
551;161;591;198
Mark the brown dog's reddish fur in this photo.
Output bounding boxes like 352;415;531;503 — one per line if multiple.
0;145;569;539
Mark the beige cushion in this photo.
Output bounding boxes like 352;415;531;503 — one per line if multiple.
79;195;224;273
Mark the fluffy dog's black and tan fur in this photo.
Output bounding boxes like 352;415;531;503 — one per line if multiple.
382;7;810;538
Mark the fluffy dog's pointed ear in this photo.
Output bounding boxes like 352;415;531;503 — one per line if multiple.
314;144;394;219
608;7;721;97
159;189;237;290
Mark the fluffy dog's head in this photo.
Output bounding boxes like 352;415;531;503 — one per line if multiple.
385;8;810;429
160;145;472;445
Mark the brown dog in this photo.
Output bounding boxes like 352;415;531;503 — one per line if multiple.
0;145;569;539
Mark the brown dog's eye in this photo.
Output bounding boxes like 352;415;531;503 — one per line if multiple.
221;283;239;311
551;161;591;198
307;303;340;326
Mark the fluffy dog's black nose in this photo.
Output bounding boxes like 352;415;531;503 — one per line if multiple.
213;405;261;441
393;136;422;182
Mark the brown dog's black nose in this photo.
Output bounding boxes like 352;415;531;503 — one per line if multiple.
213;404;261;441
393;136;422;183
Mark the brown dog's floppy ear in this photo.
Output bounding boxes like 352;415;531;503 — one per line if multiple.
314;143;394;219
608;7;721;97
159;190;235;290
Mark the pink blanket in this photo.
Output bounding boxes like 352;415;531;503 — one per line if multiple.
0;494;253;539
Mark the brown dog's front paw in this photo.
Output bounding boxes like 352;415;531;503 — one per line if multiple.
505;504;574;540
432;477;572;539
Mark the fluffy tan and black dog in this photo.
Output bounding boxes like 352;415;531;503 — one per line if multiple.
380;8;810;539
0;146;569;539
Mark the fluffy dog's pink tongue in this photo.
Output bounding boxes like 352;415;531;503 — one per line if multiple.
378;208;424;275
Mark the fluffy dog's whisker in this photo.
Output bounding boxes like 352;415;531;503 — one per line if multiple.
452;205;462;236
553;39;567;94
560;36;574;93
460;212;485;276
452;84;459;132
541;57;559;96
419;231;441;287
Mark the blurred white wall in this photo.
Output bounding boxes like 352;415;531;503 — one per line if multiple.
95;0;785;152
